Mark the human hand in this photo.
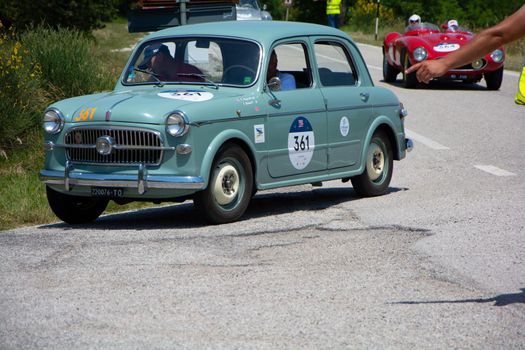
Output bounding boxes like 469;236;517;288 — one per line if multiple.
406;60;450;84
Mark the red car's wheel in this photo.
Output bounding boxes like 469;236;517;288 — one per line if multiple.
485;67;504;90
383;50;399;83
401;51;418;88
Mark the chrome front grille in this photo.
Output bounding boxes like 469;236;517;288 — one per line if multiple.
64;127;163;165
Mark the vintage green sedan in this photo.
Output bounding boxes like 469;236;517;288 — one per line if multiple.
40;21;412;224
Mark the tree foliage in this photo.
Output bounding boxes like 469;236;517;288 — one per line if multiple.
0;0;121;33
268;0;523;30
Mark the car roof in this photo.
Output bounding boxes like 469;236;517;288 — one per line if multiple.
142;20;350;46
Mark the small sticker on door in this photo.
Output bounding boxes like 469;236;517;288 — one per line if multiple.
340;116;349;137
254;124;265;143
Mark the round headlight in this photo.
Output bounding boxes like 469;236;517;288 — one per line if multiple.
413;47;428;62
490;49;504;63
43;108;64;134
166;111;189;137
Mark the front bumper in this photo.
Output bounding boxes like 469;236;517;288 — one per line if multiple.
40;161;204;195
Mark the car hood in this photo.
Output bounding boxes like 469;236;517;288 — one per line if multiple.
62;88;244;124
415;32;472;49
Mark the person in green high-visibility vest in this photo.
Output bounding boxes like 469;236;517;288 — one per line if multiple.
326;0;341;28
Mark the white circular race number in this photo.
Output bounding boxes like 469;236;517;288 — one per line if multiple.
288;116;315;170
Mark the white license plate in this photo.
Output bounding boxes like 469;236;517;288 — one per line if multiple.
91;187;124;197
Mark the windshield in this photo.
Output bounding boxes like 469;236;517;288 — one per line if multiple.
239;0;260;9
124;37;261;87
405;22;440;33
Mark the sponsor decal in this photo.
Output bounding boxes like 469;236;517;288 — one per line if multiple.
434;43;460;52
158;90;213;102
254;124;265;143
288;116;315;170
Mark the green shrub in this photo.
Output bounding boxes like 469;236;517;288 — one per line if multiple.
0;0;119;33
21;26;115;102
0;22;45;150
348;0;396;30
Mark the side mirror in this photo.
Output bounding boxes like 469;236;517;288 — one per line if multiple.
267;76;281;91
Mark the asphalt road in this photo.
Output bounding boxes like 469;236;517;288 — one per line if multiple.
1;43;524;349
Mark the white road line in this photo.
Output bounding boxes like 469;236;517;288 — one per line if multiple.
405;129;450;150
367;64;382;71
474;165;517;176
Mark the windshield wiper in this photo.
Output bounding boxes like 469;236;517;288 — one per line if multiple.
133;68;164;87
176;73;219;90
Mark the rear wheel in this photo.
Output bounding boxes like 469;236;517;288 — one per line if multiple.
194;144;253;224
402;51;418;88
383;51;399;82
46;186;108;224
485;67;503;90
351;130;393;197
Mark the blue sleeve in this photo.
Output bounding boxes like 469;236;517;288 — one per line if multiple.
280;72;296;90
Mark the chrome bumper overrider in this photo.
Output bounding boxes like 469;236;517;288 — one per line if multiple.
40;161;204;195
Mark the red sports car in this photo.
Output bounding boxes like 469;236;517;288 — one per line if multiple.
383;22;505;89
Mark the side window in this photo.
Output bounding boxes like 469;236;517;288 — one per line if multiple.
314;41;357;87
271;43;311;89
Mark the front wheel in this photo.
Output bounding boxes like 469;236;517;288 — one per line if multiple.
383;51;399;83
46;186;108;224
484;67;503;90
193;144;253;224
402;51;418;88
351;130;393;197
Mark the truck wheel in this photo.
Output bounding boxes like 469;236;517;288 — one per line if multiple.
194;144;253;224
351;130;393;197
46;186;108;224
485;67;503;90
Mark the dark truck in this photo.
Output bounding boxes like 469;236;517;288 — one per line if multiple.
128;0;271;32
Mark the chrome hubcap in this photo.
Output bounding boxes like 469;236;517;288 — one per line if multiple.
213;163;239;205
367;143;384;181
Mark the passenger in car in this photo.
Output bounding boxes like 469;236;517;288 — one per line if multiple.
267;50;296;90
138;43;203;82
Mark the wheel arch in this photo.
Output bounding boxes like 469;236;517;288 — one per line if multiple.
362;117;401;163
200;129;257;188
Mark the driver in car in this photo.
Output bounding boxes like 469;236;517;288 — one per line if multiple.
266;50;296;91
138;44;203;82
406;14;421;31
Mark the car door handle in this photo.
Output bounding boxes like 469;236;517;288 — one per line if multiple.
360;92;370;102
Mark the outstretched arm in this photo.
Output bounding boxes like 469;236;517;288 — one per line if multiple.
406;4;525;83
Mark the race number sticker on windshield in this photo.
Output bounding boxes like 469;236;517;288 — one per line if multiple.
158;90;213;102
288;116;315;170
434;43;460;52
